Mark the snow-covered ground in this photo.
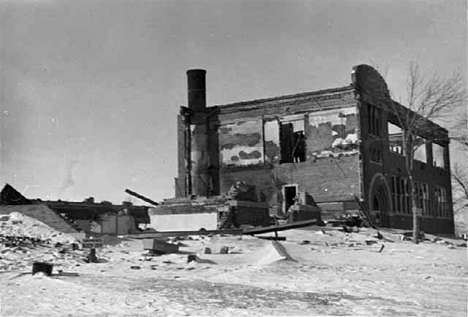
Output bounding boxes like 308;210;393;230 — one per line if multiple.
1;214;467;317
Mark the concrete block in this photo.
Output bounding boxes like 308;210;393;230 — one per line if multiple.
149;213;217;231
143;239;179;254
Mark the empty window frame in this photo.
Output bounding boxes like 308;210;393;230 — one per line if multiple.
388;122;404;155
368;104;382;136
413;136;427;163
434;186;448;218
432;143;446;169
391;176;410;214
415;182;430;215
280;118;306;163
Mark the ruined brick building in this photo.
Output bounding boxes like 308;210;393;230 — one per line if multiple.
173;65;454;234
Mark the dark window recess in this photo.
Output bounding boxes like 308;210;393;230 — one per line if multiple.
414;182;430;215
370;147;382;163
391;176;410;214
368;104;381;137
293;131;306;162
280;123;294;163
280;124;306;163
434;186;448;218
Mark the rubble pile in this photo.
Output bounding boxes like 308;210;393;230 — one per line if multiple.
1;212;80;244
0;212;84;272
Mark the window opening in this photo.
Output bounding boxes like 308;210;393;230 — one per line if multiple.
368;104;381;136
432;143;446;169
434;186;448;217
388;122;404;155
413;135;427;163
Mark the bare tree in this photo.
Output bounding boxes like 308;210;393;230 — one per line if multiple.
452;164;468;206
450;115;468;234
451;114;468;148
387;62;466;243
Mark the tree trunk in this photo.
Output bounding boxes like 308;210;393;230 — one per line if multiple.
404;131;419;244
410;177;419;244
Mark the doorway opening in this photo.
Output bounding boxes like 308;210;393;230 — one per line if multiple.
283;185;298;214
371;184;390;227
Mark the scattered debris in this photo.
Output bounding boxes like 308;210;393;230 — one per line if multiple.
373;231;394;243
85;249;98;263
56;270;79;277
299;240;311;245
143;238;179;254
187;255;197;263
315;230;328;235
258;236;287;241
187;255;217;264
378;244;385;253
401;231;425;240
130;266;141;270
365;240;378;246
32;262;53;276
271;241;296;262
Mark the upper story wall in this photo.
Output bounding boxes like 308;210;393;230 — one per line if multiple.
213;87;358;169
352;64;451;177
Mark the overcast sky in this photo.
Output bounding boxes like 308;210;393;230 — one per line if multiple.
1;0;466;204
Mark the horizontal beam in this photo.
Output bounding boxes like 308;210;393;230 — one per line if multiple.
127;228;243;239
243;219;319;235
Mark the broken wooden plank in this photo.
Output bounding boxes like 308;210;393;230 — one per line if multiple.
257;236;286;241
243;219;318;235
125;189;159;206
128;228;243;239
353;195;376;229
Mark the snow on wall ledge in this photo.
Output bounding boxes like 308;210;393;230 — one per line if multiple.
307;106;359;159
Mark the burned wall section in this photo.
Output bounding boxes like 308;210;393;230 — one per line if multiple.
218;120;264;167
306;106;358;159
217;88;360;216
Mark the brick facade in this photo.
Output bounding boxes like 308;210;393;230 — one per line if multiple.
175;65;454;234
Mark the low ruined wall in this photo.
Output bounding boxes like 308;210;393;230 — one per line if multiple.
229;201;270;227
101;215;136;235
148;213;218;231
74;220;91;232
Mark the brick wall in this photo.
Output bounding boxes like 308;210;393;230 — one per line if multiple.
354;64;454;234
176;114;187;197
220;154;360;214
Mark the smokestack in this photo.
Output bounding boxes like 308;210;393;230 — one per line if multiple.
187;69;206;111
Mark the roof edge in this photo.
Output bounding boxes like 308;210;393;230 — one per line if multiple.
209;85;354;110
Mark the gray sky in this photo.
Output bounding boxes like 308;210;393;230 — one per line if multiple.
1;0;466;204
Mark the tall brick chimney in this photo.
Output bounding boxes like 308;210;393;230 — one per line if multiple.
187;69;206;111
184;69;209;197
